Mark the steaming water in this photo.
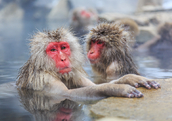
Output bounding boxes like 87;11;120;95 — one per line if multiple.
0;20;171;121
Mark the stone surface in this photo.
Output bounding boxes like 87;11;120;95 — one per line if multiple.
90;78;172;121
96;117;134;121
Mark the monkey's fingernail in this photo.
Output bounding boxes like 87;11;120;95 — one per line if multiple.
127;94;134;98
134;83;138;88
146;85;151;89
137;93;143;97
140;93;144;97
156;83;161;88
154;85;158;89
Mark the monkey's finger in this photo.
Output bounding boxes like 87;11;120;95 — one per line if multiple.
133;89;144;98
129;88;143;98
131;92;139;97
134;83;139;88
139;81;151;89
148;81;161;89
126;94;134;98
134;83;142;88
157;83;161;88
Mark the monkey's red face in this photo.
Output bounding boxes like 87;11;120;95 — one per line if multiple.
46;42;71;74
80;10;91;18
87;40;105;64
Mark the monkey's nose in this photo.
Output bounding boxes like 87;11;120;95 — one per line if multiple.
90;51;94;54
61;58;66;61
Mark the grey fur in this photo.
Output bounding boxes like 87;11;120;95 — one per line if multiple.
86;23;139;79
17;28;87;90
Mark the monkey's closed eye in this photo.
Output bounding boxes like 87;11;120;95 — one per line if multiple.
61;46;66;50
51;49;56;51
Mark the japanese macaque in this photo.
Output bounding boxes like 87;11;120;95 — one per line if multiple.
114;18;140;47
16;28;151;99
86;23;160;89
137;22;172;51
69;7;98;38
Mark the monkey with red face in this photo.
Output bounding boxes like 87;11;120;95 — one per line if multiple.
86;23;160;89
17;28;146;99
70;7;98;38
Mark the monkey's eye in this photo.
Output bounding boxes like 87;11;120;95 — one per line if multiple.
50;49;56;51
97;41;103;44
92;40;96;43
61;46;66;50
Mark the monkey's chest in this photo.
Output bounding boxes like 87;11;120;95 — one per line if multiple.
62;79;78;89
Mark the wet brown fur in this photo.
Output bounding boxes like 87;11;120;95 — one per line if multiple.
157;22;172;42
16;28;87;90
114;18;139;47
86;23;139;81
115;18;139;37
150;22;172;49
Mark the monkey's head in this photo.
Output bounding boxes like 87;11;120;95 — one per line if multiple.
17;28;86;90
71;7;98;27
86;23;138;75
86;23;131;65
29;28;84;77
158;22;172;42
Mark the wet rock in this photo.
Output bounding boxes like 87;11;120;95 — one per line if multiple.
96;117;135;121
90;78;172;121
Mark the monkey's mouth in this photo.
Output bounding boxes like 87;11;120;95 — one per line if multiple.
59;67;72;74
89;59;98;64
60;107;72;114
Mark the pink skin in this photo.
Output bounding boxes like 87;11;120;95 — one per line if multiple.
87;40;105;64
80;10;91;18
46;41;71;74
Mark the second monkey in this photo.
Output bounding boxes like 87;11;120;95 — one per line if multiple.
86;23;160;89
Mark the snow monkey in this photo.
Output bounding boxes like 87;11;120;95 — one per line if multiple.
70;7;98;38
86;23;160;89
16;28;149;99
137;22;172;51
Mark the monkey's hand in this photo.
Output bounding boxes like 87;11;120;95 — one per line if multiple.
100;84;143;98
109;74;161;89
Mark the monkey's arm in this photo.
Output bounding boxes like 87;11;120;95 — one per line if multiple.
44;79;143;100
136;35;161;51
109;74;161;89
79;76;96;87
